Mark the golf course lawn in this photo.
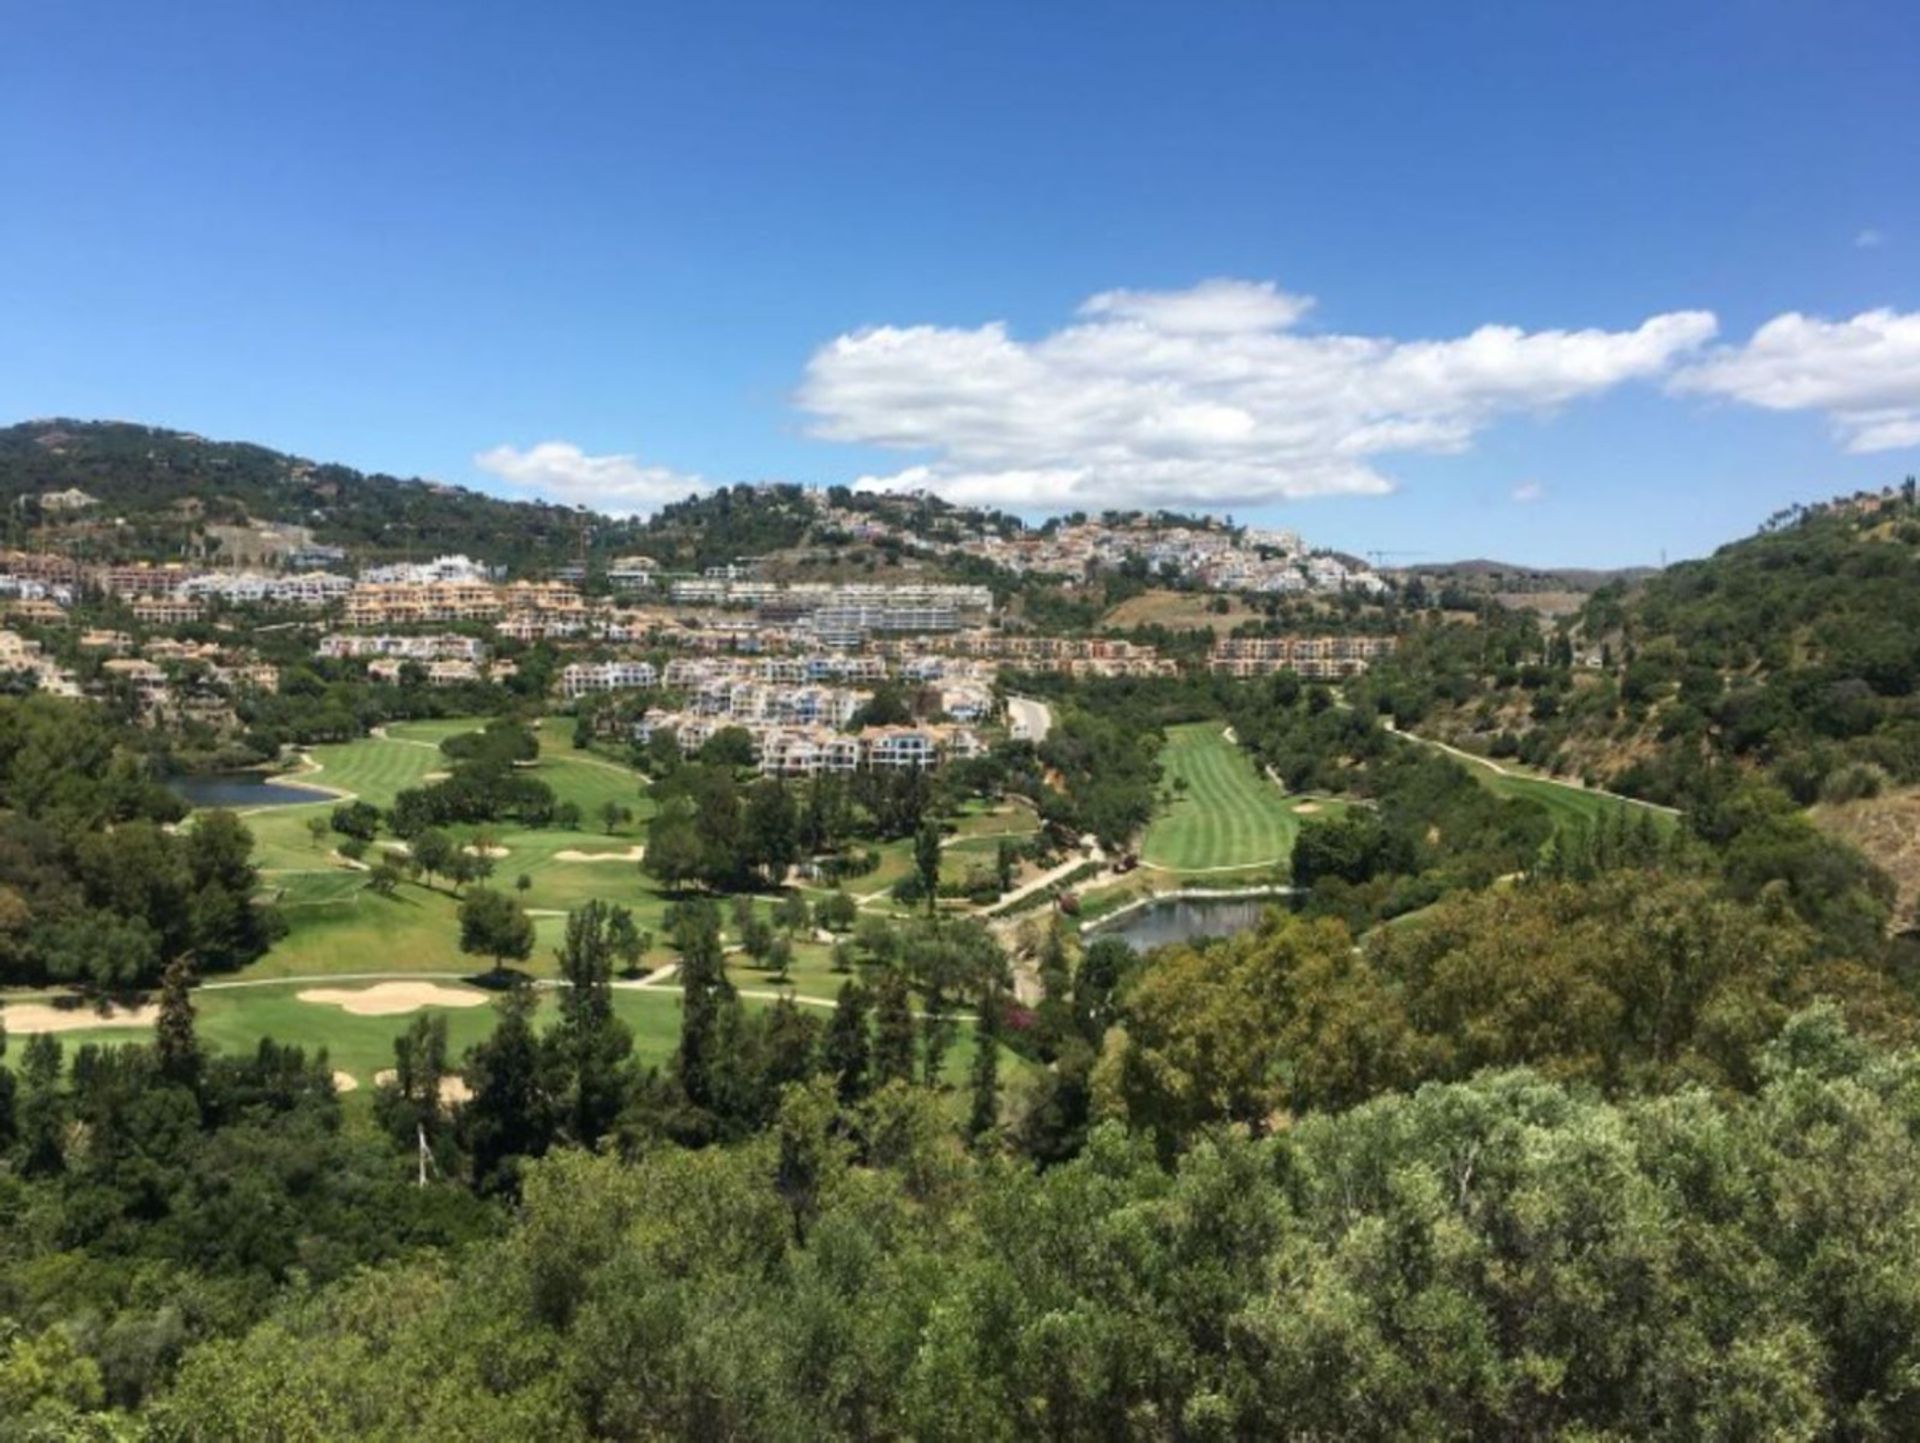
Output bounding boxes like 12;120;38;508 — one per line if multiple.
1409;736;1677;838
2;975;1024;1098
7;717;1035;1100
1142;723;1343;874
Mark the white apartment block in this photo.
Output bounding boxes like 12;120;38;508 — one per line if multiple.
559;660;659;698
360;554;493;585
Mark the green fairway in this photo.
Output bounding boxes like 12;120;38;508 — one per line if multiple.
1409;736;1677;838
4;975;1022;1096
1142;723;1337;874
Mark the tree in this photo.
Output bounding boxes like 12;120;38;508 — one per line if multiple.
550;901;636;1148
968;984;1002;1146
367;857;404;896
599;799;629;835
872;967;915;1088
914;819;942;916
380;1013;451;1159
306;815;331;851
673;898;733;1112
607;905;644;976
776;889;810;936
458;887;535;978
645;797;704;891
0;1020;14;1154
816;889;858;932
16;1032;62;1176
154;954;201;1091
744;779;799;886
823;980;871;1104
411;828;454;889
995;837;1019;894
461;982;553;1196
768;934;794;984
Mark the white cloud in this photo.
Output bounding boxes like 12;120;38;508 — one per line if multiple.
473;441;707;516
797;279;1717;511
1511;480;1545;504
1670;308;1920;453
1855;228;1887;249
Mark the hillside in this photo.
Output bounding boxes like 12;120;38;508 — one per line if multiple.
1368;483;1920;811
0;419;629;570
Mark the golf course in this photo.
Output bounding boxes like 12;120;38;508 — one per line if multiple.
1140;722;1342;874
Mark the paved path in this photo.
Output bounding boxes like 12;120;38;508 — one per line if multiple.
984;844;1103;916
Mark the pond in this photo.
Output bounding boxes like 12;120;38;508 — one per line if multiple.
170;773;334;810
1086;892;1298;952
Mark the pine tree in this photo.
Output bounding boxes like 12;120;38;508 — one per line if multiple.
553;900;635;1146
18;1033;65;1177
154;954;201;1091
462;982;552;1196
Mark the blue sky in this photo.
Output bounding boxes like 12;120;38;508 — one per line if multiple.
3;1;1916;566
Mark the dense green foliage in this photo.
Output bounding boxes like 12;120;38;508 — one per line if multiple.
1365;486;1920;809
145;1012;1920;1441
0;696;277;988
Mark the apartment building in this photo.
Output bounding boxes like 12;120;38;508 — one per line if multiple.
319;632;485;661
181;571;352;608
343;581;503;626
99;563;194;597
1207;635;1396;679
131;597;205;627
634;712;986;775
559;659;659;698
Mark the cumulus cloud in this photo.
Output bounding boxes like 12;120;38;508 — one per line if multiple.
1511;480;1545;504
1669;308;1920;454
474;441;707;515
1855;228;1887;249
797;279;1718;511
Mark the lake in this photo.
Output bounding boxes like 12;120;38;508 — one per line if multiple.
170;773;334;810
1087;892;1296;951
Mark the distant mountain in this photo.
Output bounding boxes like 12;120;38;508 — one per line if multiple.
0;419;623;570
0;419;836;573
1399;557;1658;594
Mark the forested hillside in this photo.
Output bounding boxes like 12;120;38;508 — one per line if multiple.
1366;485;1920;810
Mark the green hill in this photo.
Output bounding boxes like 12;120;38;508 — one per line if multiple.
1366;483;1920;810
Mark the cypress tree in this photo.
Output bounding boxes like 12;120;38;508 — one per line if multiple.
872;967;915;1088
823;980;871;1104
967;985;1001;1146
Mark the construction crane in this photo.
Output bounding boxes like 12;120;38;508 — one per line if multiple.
1366;549;1427;568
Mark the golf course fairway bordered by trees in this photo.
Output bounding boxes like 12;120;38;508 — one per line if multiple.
1141;722;1340;873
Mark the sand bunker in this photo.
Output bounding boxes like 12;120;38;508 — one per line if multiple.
374;1069;472;1104
1292;802;1323;815
332;1070;360;1093
297;981;489;1016
551;845;646;862
422;770;450;781
463;843;510;859
1;1001;159;1034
